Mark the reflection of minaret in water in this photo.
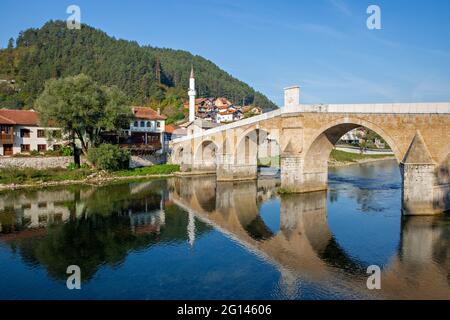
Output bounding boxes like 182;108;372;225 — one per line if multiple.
187;211;196;247
277;267;300;300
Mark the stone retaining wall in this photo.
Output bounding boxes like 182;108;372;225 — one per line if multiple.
129;154;166;168
0;155;167;170
0;156;73;169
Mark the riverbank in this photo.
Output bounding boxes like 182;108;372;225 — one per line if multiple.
0;149;395;191
258;150;395;169
0;164;180;191
328;149;395;167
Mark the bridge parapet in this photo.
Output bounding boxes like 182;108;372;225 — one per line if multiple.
171;102;450;144
284;102;450;114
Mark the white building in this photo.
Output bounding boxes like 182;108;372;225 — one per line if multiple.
103;106;169;153
215;111;234;123
0;109;63;156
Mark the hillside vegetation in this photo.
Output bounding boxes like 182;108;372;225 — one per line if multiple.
0;20;277;121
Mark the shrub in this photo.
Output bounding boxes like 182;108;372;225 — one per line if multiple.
80;163;90;169
87;144;130;171
60;145;73;156
66;162;78;170
44;149;62;157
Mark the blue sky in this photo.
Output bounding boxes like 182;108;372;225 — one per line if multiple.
1;0;450;105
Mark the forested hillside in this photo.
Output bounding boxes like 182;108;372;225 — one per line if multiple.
0;20;277;121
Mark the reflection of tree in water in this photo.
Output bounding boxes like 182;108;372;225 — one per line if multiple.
81;180;168;216
2;180;212;282
0;207;21;234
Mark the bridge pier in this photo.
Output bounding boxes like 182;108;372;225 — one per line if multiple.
401;163;449;215
192;160;216;173
280;156;327;193
217;154;257;181
180;148;193;172
400;131;450;215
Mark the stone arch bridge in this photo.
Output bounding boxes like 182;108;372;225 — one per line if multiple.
170;91;450;215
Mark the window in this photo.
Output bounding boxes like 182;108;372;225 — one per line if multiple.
134;121;138;127
0;125;11;134
146;121;151;128
156;121;161;128
20;129;30;138
37;129;45;138
21;144;30;152
140;121;145;127
38;144;47;152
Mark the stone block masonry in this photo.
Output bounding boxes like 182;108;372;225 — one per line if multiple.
0;156;74;169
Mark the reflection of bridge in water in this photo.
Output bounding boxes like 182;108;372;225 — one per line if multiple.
170;176;450;299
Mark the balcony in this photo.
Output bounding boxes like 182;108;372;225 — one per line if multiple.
130;126;163;133
120;142;162;155
0;132;13;144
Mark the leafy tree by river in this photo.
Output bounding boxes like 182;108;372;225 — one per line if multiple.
35;74;132;156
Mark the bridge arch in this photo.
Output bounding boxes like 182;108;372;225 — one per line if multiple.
234;127;281;167
173;146;184;165
194;140;219;171
299;117;401;191
304;116;402;163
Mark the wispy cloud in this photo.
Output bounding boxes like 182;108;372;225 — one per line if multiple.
411;75;450;101
300;23;347;39
210;2;348;40
329;0;352;16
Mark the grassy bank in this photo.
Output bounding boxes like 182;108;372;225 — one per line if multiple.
258;156;280;167
258;150;393;168
0;167;93;185
329;149;393;163
115;164;180;177
0;164;180;186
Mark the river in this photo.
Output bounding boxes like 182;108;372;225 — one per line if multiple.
0;160;449;299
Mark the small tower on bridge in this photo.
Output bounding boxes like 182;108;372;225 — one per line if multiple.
188;65;196;122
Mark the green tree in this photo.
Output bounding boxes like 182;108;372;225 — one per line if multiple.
87;144;130;171
35;74;132;156
7;37;14;49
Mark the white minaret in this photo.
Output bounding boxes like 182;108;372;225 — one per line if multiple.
188;65;196;122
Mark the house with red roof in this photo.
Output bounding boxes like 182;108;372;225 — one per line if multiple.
0;109;63;156
102;106;185;155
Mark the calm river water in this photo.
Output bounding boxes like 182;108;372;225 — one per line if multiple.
0;160;449;299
